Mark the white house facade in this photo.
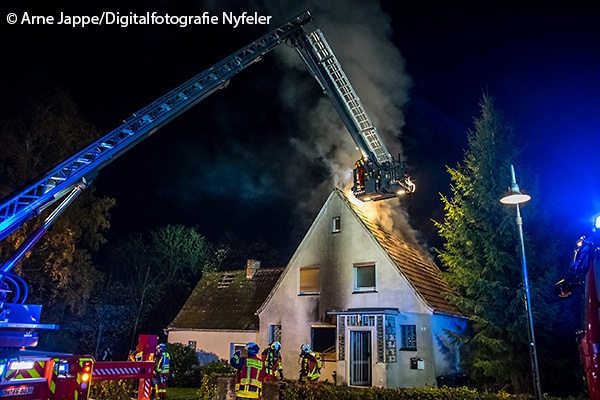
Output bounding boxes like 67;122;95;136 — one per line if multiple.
257;189;466;388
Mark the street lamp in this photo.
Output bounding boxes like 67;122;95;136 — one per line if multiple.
500;165;542;400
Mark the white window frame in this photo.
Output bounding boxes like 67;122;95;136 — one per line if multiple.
353;262;377;292
230;343;246;357
332;216;341;233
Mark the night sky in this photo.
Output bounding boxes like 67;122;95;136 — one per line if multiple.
3;1;599;265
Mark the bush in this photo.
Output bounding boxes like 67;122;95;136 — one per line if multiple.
196;360;236;400
278;382;580;400
167;342;202;387
89;380;136;400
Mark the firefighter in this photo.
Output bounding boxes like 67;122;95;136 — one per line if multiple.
298;344;321;384
354;158;366;190
101;346;113;361
261;341;284;381
230;342;266;399
129;348;145;361
154;343;171;400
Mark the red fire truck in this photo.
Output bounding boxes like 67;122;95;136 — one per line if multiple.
556;216;600;399
0;335;155;400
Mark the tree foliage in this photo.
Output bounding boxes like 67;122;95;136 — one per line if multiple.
106;224;211;287
434;94;579;395
0;84;115;315
150;224;211;282
102;225;213;345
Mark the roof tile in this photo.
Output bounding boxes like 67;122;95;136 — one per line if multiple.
169;267;283;330
338;189;461;316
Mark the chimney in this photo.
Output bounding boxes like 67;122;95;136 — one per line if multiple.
246;259;261;279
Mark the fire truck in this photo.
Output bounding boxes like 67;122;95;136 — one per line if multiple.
0;335;155;400
0;10;414;399
555;215;600;399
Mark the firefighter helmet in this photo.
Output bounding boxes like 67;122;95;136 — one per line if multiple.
271;341;281;351
246;342;260;356
301;344;311;353
157;343;167;352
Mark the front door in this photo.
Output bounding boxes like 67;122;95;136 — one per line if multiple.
349;330;372;386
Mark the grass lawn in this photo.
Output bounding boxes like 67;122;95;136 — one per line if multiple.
165;387;199;400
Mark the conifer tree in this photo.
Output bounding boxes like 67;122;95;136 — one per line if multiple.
434;94;577;394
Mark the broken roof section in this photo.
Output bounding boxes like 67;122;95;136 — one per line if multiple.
169;260;284;331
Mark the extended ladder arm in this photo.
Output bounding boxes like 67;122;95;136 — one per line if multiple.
291;28;415;201
0;11;313;242
294;29;392;167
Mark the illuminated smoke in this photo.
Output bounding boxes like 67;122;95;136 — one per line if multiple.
194;0;422;247
255;0;421;244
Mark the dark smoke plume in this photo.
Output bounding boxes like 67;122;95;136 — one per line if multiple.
195;0;424;248
256;0;422;245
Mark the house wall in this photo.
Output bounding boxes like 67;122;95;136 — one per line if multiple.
259;192;463;388
168;330;258;364
387;312;436;388
431;313;467;377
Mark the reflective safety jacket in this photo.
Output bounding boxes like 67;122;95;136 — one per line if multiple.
155;351;171;375
261;348;283;381
299;352;321;383
130;350;144;362
230;352;266;399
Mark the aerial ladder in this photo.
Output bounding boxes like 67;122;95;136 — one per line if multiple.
290;28;415;201
0;10;414;398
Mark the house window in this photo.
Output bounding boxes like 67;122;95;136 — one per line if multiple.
269;324;282;343
311;326;336;353
187;341;197;350
332;216;341;233
353;262;376;292
231;343;246;357
299;266;320;294
400;325;417;350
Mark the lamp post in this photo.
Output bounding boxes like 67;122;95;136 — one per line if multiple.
500;165;542;400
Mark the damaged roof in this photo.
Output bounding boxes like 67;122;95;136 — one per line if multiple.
337;189;461;316
168;266;284;331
